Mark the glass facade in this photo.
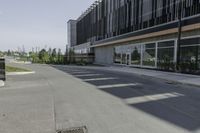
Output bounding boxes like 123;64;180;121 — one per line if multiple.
142;43;156;67
113;37;200;73
114;47;122;64
131;45;141;65
180;37;200;72
77;0;200;45
114;40;175;69
157;41;175;70
122;53;126;64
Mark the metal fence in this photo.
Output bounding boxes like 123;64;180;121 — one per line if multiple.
0;58;6;81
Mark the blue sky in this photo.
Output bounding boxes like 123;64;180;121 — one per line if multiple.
0;0;95;52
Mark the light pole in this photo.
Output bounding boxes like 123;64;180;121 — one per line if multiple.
176;0;183;71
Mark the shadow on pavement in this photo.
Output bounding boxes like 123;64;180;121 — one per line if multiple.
53;65;200;132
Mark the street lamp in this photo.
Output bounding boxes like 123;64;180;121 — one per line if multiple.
176;0;183;71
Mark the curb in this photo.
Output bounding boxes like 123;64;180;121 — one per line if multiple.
88;66;200;88
139;74;200;87
6;71;35;76
108;68;200;87
116;69;200;88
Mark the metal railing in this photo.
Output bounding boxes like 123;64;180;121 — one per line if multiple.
0;58;6;81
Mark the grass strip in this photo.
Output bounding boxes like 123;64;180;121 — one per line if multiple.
6;66;31;72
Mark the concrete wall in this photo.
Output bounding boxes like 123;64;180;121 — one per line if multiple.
94;46;114;65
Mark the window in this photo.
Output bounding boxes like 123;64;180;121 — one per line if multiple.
142;43;156;67
131;45;141;65
114;47;122;64
157;41;175;70
180;37;200;72
122;53;126;64
198;46;200;69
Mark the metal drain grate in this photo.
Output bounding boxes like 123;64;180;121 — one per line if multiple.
57;126;87;133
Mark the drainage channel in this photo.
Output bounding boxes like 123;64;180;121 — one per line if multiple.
56;126;88;133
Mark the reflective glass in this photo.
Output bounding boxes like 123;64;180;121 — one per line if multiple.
180;46;199;71
114;47;122;64
198;46;200;69
142;43;156;67
179;37;200;72
157;42;175;71
131;45;141;65
122;53;126;64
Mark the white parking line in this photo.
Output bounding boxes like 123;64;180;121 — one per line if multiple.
83;77;118;81
125;92;184;105
76;74;103;77
97;83;139;89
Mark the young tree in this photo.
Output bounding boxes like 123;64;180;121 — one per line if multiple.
51;48;57;63
48;48;52;56
29;52;39;63
57;48;63;64
39;49;49;63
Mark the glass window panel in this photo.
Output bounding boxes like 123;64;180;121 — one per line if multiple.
142;43;156;67
181;37;200;46
180;46;198;71
114;47;122;64
198;46;200;69
180;46;197;63
131;45;141;65
145;43;156;49
157;47;175;70
179;37;200;73
122;53;126;64
158;40;175;48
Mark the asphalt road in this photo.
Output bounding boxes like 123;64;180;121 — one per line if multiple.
0;64;200;133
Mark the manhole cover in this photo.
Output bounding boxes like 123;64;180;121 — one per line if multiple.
57;126;87;133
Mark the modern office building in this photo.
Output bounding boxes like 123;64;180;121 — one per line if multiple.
67;20;77;48
68;0;200;73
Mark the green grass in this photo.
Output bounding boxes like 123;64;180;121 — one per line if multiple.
6;66;31;72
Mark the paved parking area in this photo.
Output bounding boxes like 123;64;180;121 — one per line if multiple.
0;64;200;133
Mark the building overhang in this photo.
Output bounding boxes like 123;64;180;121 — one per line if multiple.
73;42;91;50
91;14;200;48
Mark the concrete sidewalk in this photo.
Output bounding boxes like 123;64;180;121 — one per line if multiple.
2;64;200;133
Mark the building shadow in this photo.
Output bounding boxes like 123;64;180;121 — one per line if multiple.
53;66;200;131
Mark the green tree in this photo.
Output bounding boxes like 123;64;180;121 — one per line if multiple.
39;49;49;63
29;52;39;63
57;48;63;64
48;48;52;56
51;48;57;63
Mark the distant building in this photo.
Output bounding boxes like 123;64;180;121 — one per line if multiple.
67;20;77;48
68;0;200;74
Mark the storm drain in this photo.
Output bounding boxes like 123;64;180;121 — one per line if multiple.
57;126;87;133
